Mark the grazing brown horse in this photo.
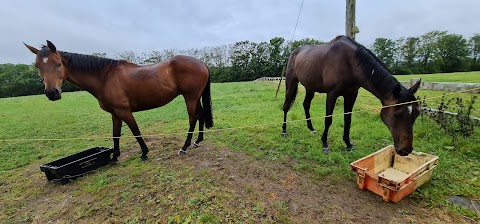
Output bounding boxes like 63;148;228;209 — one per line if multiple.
25;40;213;161
280;36;421;156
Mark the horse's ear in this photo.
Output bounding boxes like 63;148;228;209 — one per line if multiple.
392;83;402;98
46;40;56;52
24;43;39;54
409;79;421;95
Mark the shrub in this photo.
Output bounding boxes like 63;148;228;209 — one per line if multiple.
420;94;479;144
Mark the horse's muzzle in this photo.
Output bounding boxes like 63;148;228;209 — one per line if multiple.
395;147;411;156
45;89;61;101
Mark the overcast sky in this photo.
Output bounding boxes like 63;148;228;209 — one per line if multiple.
2;0;479;64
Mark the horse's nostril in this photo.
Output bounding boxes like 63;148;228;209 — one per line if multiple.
45;89;61;101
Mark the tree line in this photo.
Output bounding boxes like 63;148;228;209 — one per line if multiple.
1;30;479;98
372;31;480;74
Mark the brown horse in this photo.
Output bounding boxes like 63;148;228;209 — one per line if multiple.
280;36;421;156
25;40;213;161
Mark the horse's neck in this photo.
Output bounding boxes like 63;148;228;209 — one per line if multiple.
360;79;397;106
66;70;104;98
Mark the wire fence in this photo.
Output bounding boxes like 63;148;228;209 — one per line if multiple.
1;86;479;143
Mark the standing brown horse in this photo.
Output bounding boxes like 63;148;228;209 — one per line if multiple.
25;40;213;161
280;36;420;156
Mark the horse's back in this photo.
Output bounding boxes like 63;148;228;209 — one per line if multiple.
130;55;208;86
103;55;208;112
168;55;208;73
289;36;359;92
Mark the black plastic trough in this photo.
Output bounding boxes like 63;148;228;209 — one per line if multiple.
40;146;113;184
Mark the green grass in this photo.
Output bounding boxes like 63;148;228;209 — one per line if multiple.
415;89;480;117
395;71;480;83
0;78;479;222
395;71;480;117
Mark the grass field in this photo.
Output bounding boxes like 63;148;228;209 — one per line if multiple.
394;71;480;117
395;71;480;83
0;76;479;222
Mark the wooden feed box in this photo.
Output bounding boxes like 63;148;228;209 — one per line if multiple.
350;145;438;202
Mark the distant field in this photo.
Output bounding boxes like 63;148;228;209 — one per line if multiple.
393;71;480;118
395;71;480;83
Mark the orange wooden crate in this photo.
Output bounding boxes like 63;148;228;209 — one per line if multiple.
350;145;438;202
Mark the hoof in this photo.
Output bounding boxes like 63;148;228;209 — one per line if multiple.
178;149;187;155
281;132;287;137
110;157;118;164
193;142;201;147
141;155;148;161
346;146;355;152
323;147;331;154
311;130;317;134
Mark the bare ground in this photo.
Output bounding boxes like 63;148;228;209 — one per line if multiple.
2;138;477;223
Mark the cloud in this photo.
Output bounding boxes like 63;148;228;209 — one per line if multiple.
2;0;479;64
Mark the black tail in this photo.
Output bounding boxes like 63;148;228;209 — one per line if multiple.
281;53;299;112
282;80;298;111
202;71;213;128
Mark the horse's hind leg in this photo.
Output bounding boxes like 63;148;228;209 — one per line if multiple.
178;99;198;155
303;90;316;133
343;89;358;152
115;109;149;161
322;92;339;154
194;101;204;146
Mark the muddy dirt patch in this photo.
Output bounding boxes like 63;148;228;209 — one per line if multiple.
2;138;475;223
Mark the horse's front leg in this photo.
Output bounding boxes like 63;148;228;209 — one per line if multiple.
343;89;358;152
322;93;339;153
111;114;122;163
115;109;149;161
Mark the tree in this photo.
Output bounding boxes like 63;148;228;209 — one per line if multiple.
210;45;230;67
469;34;480;70
230;40;255;81
437;34;469;72
269;37;285;77
0;64;43;98
92;52;107;58
250;42;270;79
394;37;420;74
371;38;397;69
116;51;141;63
143;51;164;64
286;38;325;52
417;30;447;73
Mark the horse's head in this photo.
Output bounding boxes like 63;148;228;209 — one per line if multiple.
380;80;421;156
24;40;65;101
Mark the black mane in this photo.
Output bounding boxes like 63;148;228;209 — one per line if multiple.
40;46;122;74
345;37;404;99
61;51;122;74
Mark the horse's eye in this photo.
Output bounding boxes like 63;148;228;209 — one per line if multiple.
57;63;62;67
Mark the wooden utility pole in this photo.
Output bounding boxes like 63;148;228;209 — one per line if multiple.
346;0;358;40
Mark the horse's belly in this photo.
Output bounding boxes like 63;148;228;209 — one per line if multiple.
297;75;328;93
129;90;179;112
